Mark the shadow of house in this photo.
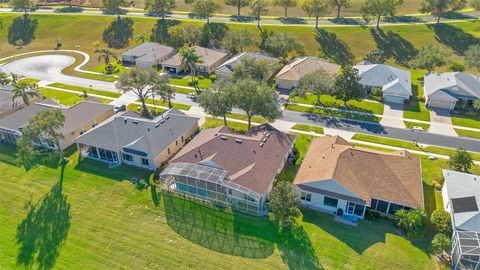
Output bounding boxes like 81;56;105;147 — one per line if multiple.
369;29;417;66
428;24;480;55
277;226;323;270
162;193;275;258
302;208;390;255
16;178;71;270
278;17;307;24
315;29;354;66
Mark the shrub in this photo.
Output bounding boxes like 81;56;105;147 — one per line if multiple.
364;209;381;220
431;180;442;191
395;208;427;238
371;87;383;98
430;209;452;235
7;14;38;46
431;233;451;255
449;62;465;72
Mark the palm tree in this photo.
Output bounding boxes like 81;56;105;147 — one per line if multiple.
136;32;149;44
0;72;10;86
12;80;40;106
180;47;202;94
96;48;118;66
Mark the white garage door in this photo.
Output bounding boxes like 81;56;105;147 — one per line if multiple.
428;99;453;110
383;95;405;104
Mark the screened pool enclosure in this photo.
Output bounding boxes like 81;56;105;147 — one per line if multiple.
452;230;480;270
159;162;268;216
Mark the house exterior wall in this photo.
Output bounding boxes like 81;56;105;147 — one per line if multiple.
153;124;198;168
62;108;115;150
295;186;348;214
426;96;456;111
275;78;296;90
121;54;136;64
197;55;229;74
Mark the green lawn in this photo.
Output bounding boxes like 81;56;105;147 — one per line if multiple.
169;76;213;89
451;113;480;129
285;104;381;123
127;103;166;115
144;98;191;110
226;113;268;124
47;83;122;98
403;101;430;122
1;14;480;73
20;78;40;84
38;88;113;106
454;128;480;139
291;124;325;134
404;121;430;131
80;72;118;82
290;94;385;115
91;63;126;75
201;117;251;133
352;133;480;161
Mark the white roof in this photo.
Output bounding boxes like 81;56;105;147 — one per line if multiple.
121;42;175;61
354;64;412;97
424;72;480;100
443;170;480;232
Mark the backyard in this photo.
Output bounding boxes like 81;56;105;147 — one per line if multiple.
0;143;439;269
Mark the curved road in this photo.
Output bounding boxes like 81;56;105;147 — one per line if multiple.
2;54;480;152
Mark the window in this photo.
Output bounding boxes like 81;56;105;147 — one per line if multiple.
228;189;232;195
175;140;178;146
141;158;149;166
88;146;98;158
122;153;133;162
323;196;338;208
376;200;389;213
167;148;170;155
354;204;365;216
300;192;311;202
181;136;184;142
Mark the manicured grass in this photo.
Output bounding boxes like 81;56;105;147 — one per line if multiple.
201;117;251;133
451;113;480;129
226;113;268;124
47;83;122;98
404;121;430;131
403;101;430;122
291;124;324;134
1;14;480;73
169;76;212;89
285;104;381;123
352;133;480;160
174;86;192;94
20;78;40;84
144;98;191;110
290;94;385;115
80;72;118;82
277;133;314;182
91;63;126;75
39;88;112;105
454;128;480;139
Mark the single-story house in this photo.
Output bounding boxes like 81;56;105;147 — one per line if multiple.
121;42;176;69
0;87;40;118
0;97;114;150
74;109;198;170
159;124;296;216
162;46;229;75
353;64;412;104
442;169;480;270
294;135;424;219
275;57;340;90
215;52;279;81
424;72;480;111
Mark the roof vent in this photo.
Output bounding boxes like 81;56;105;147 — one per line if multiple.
123;117;127;123
155;123;160;128
221;136;228;140
160;120;165;124
259;142;264;147
235;139;242;144
133;121;139;124
262;138;267;143
147;128;150;132
165;116;170;120
266;133;270;138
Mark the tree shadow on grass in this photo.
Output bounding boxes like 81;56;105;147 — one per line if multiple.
162;193;275;258
315;29;354;65
369;28;417;66
16;164;71;270
428;24;480;55
277;226;323;270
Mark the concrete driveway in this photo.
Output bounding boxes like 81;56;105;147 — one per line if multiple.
429;109;458;137
380;102;405;128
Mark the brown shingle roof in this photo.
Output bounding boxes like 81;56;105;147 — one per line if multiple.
161;46;227;67
294;135;424;208
275;57;340;82
171;124;295;194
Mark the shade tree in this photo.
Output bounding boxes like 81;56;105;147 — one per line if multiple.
449;148;474;173
302;0;331;29
151;73;176;108
263;32;304;64
249;0;269;28
191;0;221;23
332;65;365;106
7;14;38;46
116;67;158;117
102;15;134;48
465;45;480;72
268;181;301;227
360;0;404;29
222;29;256;56
293;69;335;105
419;0;467;24
330;0;349;18
197;82;234;125
232;57;280;82
102;0;131;13
273;0;297;17
224;0;250;15
145;0;176;20
409;44;450;73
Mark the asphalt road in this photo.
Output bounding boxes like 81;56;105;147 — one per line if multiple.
283;110;480;152
2;54;480;152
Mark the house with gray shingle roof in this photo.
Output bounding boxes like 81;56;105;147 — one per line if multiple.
353;64;412;104
424;72;480;111
0;97;114;150
215;52;279;81
74;109;198;170
121;42;176;69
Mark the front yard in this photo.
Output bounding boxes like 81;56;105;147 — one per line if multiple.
290;94;385;115
38;88;112;105
0;144;438;270
451;113;480;129
285;104;382;123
